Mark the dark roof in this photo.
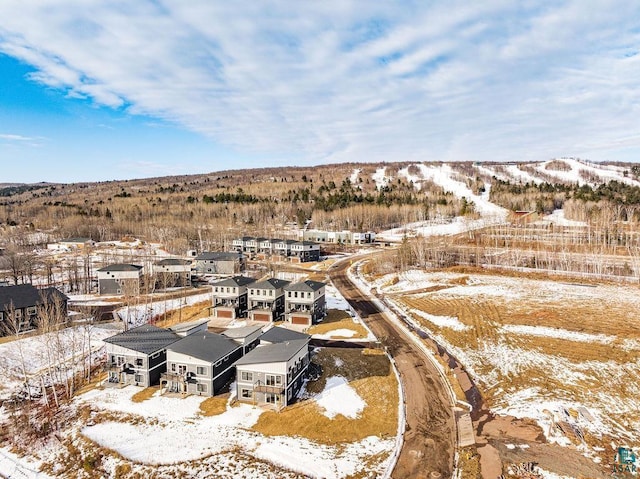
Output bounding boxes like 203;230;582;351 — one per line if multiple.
234;339;308;366
168;331;240;363
196;252;243;261
0;284;68;313
221;324;264;340
274;239;297;246
252;237;267;242
250;277;290;290
155;258;192;266
285;280;326;292
211;276;256;288
97;264;143;272
268;238;283;243
168;318;209;334
259;327;310;344
104;324;180;354
294;241;320;246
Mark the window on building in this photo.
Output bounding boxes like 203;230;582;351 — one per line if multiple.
197;366;206;375
266;375;282;386
265;393;278;404
214;287;218;293
135;358;143;367
171;363;176;372
241;371;253;381
241;388;252;399
134;374;143;383
196;383;207;393
178;365;187;374
150;352;160;360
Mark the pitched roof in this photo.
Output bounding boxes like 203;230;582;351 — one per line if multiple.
0;284;68;313
274;239;297;246
155;258;192;266
221;324;264;340
168;331;240;363
250;277;290;290
234;339;309;366
211;276;256;288
196;252;243;261
104;324;180;354
284;280;326;292
168;318;209;334
97;263;143;272
259;326;310;344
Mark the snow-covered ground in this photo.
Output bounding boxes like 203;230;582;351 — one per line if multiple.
367;269;640;460
372;166;392;190
73;385;394;478
315;376;366;419
535;209;588;227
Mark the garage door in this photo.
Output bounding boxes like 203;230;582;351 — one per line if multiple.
253;313;271;321
216;309;233;318
291;316;309;325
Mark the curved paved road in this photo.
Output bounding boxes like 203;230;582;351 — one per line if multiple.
329;258;456;479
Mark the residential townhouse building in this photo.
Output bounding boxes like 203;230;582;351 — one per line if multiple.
290;241;320;262
162;331;243;396
221;324;263;354
273;239;297;258
104;324;180;387
97;264;143;295
0;284;68;336
284;280;326;326
247;278;290;322
153;258;192;288
193;252;245;276
234;338;310;409
211;276;256;319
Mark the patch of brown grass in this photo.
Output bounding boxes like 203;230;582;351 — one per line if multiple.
308;318;369;339
199;395;229;416
75;372;107;396
131;386;159;403
155;301;210;328
252;373;397;444
252;347;397;444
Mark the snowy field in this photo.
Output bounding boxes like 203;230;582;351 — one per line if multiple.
370;269;640;465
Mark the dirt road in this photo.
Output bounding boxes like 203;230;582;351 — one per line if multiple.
329;259;456;479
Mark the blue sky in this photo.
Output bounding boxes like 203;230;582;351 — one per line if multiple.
1;1;639;183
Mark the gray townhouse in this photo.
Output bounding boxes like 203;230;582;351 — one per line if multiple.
272;239;297;258
284;280;326;326
104;324;180;387
221;324;263;354
0;284;68;336
211;276;256;319
97;264;143;295
153;258;192;288
234;337;310;409
193;252;245;276
247;277;290;322
290;241;321;262
162;331;243;396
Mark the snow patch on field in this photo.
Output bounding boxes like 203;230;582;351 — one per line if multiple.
410;309;469;331
313;329;357;339
80;385;390;477
315;376;366;419
325;284;351;310
500;324;615;344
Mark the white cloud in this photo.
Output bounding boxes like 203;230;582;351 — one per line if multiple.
0;0;639;165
